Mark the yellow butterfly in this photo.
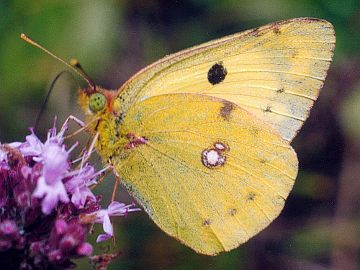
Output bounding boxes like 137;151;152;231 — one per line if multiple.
23;17;335;255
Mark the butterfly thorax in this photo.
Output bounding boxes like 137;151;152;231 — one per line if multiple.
78;86;146;164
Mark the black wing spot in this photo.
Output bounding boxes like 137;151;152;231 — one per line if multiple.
208;62;227;85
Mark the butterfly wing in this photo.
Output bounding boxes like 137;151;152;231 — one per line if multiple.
117;18;335;141
112;94;298;255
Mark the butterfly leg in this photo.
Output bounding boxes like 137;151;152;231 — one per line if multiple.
64;116;100;140
111;170;120;202
70;132;99;171
62;114;85;129
90;168;112;190
81;132;99;164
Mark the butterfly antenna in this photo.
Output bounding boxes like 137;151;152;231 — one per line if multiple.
69;58;96;88
20;33;96;94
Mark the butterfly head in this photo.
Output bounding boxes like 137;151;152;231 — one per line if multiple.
78;86;118;116
19;34;121;119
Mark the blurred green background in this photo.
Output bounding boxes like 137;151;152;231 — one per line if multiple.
1;0;360;269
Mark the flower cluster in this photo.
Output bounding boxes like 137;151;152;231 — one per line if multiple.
0;122;139;269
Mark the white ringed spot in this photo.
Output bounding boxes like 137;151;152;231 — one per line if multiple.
201;149;226;168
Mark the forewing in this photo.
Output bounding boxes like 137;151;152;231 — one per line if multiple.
113;94;298;255
117;18;335;141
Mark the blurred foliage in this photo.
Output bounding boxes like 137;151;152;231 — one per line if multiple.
341;82;360;141
1;0;360;269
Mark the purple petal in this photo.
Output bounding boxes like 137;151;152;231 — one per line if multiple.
42;144;69;185
7;142;22;148
33;176;69;214
77;242;93;256
72;186;96;208
96;233;112;243
65;165;97;209
19;133;43;156
102;213;113;236
54;219;68;235
108;201;141;216
0;220;18;236
48;249;63;263
107;201;126;214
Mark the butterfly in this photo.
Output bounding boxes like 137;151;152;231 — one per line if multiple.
23;17;335;255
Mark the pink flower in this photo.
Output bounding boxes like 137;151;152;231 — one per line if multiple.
0;119;139;268
32;142;72;214
65;165;98;209
9;123;77;214
95;201;140;242
40;143;69;184
33;175;69;214
15;131;43;156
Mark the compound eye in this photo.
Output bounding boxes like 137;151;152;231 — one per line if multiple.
89;93;106;113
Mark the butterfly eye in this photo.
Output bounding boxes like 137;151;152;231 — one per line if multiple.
89;93;106;113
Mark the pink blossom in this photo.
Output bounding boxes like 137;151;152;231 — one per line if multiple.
95;201;140;242
65;165;98;209
15;131;43;156
33;175;69;214
0;120;139;268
